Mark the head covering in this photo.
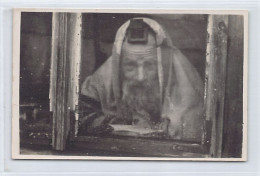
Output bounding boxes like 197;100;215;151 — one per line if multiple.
121;29;157;53
82;17;204;142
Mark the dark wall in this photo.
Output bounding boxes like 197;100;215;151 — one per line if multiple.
222;15;244;158
20;12;52;106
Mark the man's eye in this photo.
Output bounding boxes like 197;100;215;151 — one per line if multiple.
146;63;152;67
145;62;155;69
124;64;135;71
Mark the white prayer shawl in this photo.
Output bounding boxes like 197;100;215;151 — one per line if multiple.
82;18;204;142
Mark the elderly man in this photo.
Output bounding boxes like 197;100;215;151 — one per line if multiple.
80;18;204;142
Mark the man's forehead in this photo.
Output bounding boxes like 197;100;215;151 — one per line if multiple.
121;48;157;62
122;43;156;53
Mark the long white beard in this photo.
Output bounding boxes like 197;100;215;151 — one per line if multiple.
118;78;161;126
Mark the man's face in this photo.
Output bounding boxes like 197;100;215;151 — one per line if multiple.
120;44;160;123
121;48;158;84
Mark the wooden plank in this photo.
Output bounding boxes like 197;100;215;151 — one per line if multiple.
51;13;70;151
50;12;58;149
216;18;228;157
66;13;82;136
50;14;58;112
70;136;208;157
222;15;244;157
204;15;228;157
20;134;207;157
50;13;82;150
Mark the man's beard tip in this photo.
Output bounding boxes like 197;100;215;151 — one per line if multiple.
120;79;160;120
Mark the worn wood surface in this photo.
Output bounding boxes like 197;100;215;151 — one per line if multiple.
67;14;82;137
50;13;82;151
51;13;70;151
222;15;244;158
20;131;208;157
204;15;228;157
70;136;208;158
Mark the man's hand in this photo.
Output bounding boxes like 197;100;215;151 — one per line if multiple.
87;123;113;135
167;117;182;140
79;114;113;135
132;113;153;129
158;118;170;133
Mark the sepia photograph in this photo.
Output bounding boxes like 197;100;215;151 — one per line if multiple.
12;9;248;160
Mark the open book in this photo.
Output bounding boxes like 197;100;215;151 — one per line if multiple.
109;124;164;136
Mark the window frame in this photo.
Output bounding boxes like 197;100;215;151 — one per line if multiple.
46;13;229;158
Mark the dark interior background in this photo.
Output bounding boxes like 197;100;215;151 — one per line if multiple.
20;12;52;107
19;12;244;158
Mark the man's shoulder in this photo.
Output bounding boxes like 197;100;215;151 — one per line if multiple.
81;56;114;97
94;56;113;77
88;56;114;86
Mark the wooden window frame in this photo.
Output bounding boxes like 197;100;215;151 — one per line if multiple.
36;13;229;158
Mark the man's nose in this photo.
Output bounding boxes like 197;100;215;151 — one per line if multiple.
137;66;144;82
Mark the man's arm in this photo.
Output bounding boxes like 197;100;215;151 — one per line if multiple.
79;76;112;135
